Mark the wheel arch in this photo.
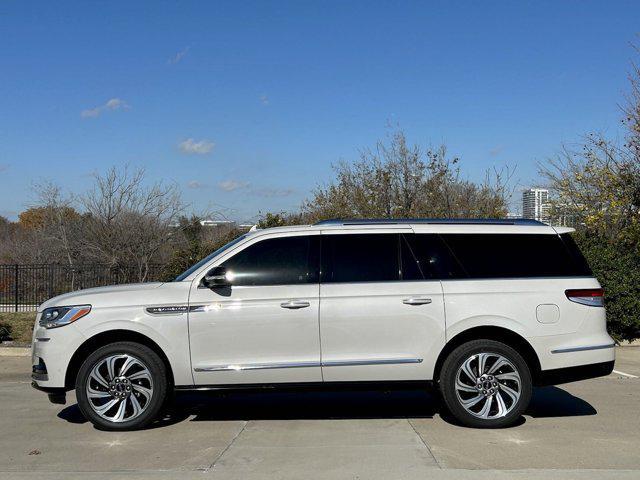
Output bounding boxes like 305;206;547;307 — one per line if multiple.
64;329;175;390
433;326;542;384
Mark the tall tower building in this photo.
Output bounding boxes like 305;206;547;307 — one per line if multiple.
522;188;550;223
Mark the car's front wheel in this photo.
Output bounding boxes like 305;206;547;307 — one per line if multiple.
75;341;167;430
439;339;532;428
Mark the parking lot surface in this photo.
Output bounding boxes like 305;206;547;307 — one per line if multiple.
0;348;638;480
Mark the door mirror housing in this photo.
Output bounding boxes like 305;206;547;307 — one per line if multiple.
201;266;231;288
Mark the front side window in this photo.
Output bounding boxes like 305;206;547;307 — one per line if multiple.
221;235;319;286
174;234;248;281
321;234;400;283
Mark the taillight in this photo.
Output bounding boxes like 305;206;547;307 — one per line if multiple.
565;288;604;307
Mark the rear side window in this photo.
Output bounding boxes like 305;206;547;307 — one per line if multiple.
221;235;319;286
440;233;592;279
401;234;465;280
321;234;399;283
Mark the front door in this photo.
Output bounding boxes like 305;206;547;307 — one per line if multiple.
188;233;322;385
319;231;447;382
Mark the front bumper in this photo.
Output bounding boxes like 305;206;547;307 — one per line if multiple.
31;319;86;390
31;381;67;404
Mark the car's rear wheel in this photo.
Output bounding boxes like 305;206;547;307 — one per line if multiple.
439;339;532;428
75;341;167;430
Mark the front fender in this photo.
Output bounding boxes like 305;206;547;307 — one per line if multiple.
72;312;193;386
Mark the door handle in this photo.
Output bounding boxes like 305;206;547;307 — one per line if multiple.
280;300;311;309
402;297;432;306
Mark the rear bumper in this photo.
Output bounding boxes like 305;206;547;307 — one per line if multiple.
536;360;614;386
528;332;615;371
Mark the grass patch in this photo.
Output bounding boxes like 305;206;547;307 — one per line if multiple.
0;312;36;344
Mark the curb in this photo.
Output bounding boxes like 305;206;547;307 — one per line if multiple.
0;346;30;357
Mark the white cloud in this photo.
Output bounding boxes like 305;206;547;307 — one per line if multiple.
218;180;250;192
489;145;504;157
260;94;269;105
187;180;207;189
168;46;190;65
81;98;130;118
179;138;214;155
251;187;295;198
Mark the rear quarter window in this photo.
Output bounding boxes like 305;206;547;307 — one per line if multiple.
440;233;592;279
559;233;593;276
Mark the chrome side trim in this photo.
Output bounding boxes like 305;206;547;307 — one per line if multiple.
194;361;320;372
551;343;615;354
194;358;423;372
321;358;423;367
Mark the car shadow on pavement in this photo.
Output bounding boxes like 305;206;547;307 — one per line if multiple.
527;385;597;418
180;387;441;421
57;383;596;429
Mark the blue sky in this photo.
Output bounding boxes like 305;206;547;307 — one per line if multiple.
1;1;638;221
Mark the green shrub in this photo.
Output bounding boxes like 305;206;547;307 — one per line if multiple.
574;233;640;342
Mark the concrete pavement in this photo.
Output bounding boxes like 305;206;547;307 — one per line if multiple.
1;348;638;479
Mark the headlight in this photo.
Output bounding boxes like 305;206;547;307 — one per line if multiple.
39;305;91;329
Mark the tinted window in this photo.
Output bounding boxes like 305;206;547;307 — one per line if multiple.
221;236;319;286
402;234;465;280
321;234;399;283
174;234;247;281
559;233;593;276
441;233;590;278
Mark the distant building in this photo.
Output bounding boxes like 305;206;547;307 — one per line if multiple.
199;219;236;227
199;220;257;231
549;203;582;228
522;188;550;223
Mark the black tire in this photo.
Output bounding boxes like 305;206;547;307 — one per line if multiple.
75;341;168;431
439;339;532;428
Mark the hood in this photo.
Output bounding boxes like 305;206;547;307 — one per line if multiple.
38;282;166;312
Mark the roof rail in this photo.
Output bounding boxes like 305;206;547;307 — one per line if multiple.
313;218;546;226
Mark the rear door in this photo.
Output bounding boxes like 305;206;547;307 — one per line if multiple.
319;230;446;382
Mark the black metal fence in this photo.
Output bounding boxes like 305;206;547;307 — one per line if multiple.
0;264;166;312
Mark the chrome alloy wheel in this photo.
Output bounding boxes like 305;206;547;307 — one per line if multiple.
454;352;522;420
86;354;154;423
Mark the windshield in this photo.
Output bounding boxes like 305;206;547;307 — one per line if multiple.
174;234;248;281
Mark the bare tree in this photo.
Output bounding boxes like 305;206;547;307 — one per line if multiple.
540;44;640;241
622;43;640;162
81;166;183;281
36;183;83;263
301;129;513;222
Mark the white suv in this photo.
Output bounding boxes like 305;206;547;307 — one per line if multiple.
31;219;615;429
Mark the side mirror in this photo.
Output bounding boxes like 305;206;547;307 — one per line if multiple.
201;266;231;288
